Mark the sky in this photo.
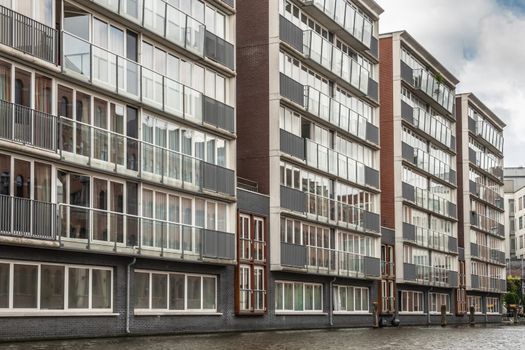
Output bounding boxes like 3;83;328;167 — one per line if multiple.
375;0;525;167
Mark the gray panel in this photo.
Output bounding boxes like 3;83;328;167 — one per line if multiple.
497;223;505;237
468;117;477;134
364;166;379;189
280;185;307;213
471;212;479;226
366;122;379;145
459;247;465;261
280;73;304;106
401;100;414;124
495;196;504;210
280;129;305;160
470;242;479;258
202;229;235;260
402;142;415;163
204;30;234;70
493;167;503;180
448;236;458;253
447;271;458;287
404;263;416;281
203;96;235;132
450;135;456;151
237;188;269;216
221;0;234;7
471;274;480;289
364;211;380;233
400;61;414;84
370;36;378;59
281;242;307;267
469;180;479;196
203;163;235;196
449;169;456;186
402;182;415;202
364;256;380;277
499;279;506;292
469;148;477;163
279;15;303;52
448;202;457;219
381;227;395;245
403;222;416;242
367;78;378;102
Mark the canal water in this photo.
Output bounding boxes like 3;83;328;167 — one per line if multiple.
0;325;523;350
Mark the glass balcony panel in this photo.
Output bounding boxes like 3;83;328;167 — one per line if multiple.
353;12;364;42
164;78;184;116
143;0;165;37
185;17;205;56
142;67;164;109
63;33;91;79
350;60;360;89
166;6;186;47
184;87;203;123
92;46;118;91
359;66;368;94
362;20;372;48
121;0;143;24
344;7;356;36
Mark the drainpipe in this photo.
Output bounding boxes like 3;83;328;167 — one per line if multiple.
329;277;337;326
126;257;137;334
427;287;433;326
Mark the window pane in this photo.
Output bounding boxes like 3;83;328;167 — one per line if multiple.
0;263;9;308
13;264;38;308
187;276;201;309
169;273;185;310
202;277;216;310
40;265;65;310
92;269;112;309
152;273;167;309
134;272;150;308
68;267;89;309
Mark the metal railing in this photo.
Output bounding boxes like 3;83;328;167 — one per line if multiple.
0;99;57;151
472;212;503;236
0;194;56;240
408;185;454;218
469;148;503;180
414;265;451;286
411;105;454;148
58;117;235;196
471;181;503;208
403;142;455;184
412;68;455;114
62;32;234;133
0;5;58;64
305;245;378;278
411;225;455;253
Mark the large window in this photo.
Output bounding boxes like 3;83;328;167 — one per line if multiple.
429;292;450;313
467;295;482;314
400;290;424;313
333;285;369;313
133;270;216;312
486;297;500;314
0;260;112;313
275;281;322;313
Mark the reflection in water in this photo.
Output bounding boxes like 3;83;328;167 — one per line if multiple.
0;325;524;350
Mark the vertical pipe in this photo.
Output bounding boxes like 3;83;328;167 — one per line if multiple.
329;277;336;326
126;257;137;334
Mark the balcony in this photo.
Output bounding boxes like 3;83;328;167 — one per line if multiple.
469;180;504;210
280;242;380;278
0;100;58;152
470;212;504;238
401;142;456;186
470;275;506;293
58;117;235;197
404;263;458;287
298;0;374;52
400;100;455;152
90;0;235;70
381;260;395;278
468;117;504;154
468;148;503;181
403;222;458;254
470;243;506;265
62;32;234;134
0;5;57;64
401;182;457;219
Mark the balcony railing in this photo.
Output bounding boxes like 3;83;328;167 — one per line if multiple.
470;242;506;264
403;222;457;254
401;142;455;185
470;212;504;238
58;117;235;196
280;242;380;278
0;5;58;64
412;68;455;114
402;182;457;219
470;275;506;293
301;0;373;49
404;263;457;287
0;99;58;151
62;32;234;133
0;195;56;240
468;148;503;181
469;180;504;209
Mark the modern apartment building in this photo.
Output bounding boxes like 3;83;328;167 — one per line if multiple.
236;0;384;327
504;167;525;261
456;93;506;318
0;0;239;341
379;31;461;324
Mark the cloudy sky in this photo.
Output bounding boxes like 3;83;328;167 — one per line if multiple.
376;0;525;167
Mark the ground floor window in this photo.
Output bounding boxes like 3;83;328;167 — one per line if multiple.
333;285;369;312
0;260;112;312
429;292;450;313
400;290;424;313
486;297;500;314
238;264;266;313
275;281;322;313
381;280;395;313
467;295;482;313
134;270;216;312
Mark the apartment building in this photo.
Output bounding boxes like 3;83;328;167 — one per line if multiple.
504;167;525;261
0;0;239;340
379;31;461;325
456;93;506;319
236;0;383;327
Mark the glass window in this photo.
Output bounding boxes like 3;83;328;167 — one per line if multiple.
92;269;112;309
13;264;38;308
68;267;89;309
169;273;185;310
187;275;201;309
0;263;8;308
134;272;150;309
40;265;65;310
151;273;167;309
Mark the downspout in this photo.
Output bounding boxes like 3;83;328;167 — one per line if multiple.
126;258;137;334
427;287;433;325
329;277;336;326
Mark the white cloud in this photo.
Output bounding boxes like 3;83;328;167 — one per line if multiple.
376;0;525;166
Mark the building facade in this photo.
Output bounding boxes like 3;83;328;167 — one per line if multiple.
0;0;240;341
504;167;525;261
456;93;506;317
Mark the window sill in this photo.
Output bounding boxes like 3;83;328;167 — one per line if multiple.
275;312;327;316
333;311;372;315
429;312;453;315
398;312;426;315
134;311;223;316
0;312;119;317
